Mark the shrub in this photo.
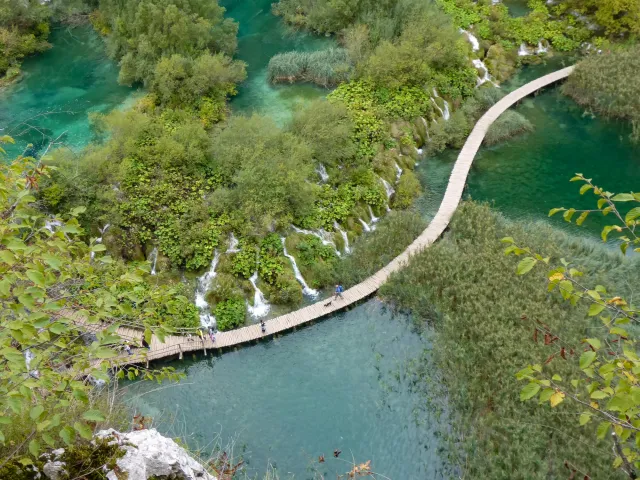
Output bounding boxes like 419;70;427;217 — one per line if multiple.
214;298;246;331
484;109;534;145
268;48;353;87
392;170;422;209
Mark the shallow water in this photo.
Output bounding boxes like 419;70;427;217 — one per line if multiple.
222;0;334;123
0;26;136;158
125;302;445;479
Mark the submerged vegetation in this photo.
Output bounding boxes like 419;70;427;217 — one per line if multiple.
382;201;640;478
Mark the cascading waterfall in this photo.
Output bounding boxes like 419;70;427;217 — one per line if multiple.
459;29;480;51
149;247;158;275
536;41;548;53
442;99;451;121
359;218;372;232
518;43;533;56
394;162;403;183
247;272;270;319
195;250;220;328
472;59;498;87
226;233;240;253
333;221;351;254
281;238;318;297
380;178;394;212
91;224;110;260
368;205;379;224
291;225;341;256
316;163;329;182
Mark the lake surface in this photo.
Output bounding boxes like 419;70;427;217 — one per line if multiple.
124;302;446;479
0;26;136;158
222;0;333;123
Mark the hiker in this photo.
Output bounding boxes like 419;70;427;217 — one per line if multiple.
334;284;344;300
124;342;132;355
141;338;150;349
209;331;215;343
187;333;193;342
260;320;266;334
198;329;204;341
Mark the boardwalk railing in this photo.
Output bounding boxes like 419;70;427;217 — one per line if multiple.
110;66;575;366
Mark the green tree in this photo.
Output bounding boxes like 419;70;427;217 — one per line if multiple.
506;175;640;478
0;149;181;465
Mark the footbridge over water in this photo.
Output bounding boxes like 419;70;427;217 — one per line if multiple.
112;66;576;366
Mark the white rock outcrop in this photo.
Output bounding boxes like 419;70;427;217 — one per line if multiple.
96;429;217;480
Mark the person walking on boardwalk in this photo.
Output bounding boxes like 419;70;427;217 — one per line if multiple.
260;320;266;334
334;284;344;300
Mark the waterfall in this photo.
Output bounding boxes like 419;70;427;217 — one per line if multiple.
247;272;270;318
316;163;329;182
518;43;533;56
368;205;379;224
472;59;498;87
291;225;341;256
195;250;220;328
91;224;110;260
381;178;395;200
460;29;479;51
333;221;351;254
281;238;318;297
149;247;158;275
421;117;430;143
226;233;240;253
430;98;445;120
442;99;451;121
359;218;372;232
536;41;548;54
394;162;403;183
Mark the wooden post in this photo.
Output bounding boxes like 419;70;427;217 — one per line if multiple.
178;344;183;360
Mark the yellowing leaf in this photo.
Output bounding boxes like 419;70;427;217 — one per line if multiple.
550;391;565;407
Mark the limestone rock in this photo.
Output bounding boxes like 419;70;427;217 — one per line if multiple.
96;428;217;480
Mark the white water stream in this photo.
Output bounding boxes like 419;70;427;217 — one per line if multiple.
195;250;220;328
316;163;329;182
292;225;341;256
359;218;372;232
149;247;158;275
226;233;240;253
91;224;110;260
368;205;379;224
281;238;318;297
333;221;351;254
394;162;403;183
459;29;480;51
247;272;270;318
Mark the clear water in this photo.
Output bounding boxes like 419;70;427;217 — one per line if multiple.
222;0;334;123
124;302;446;479
0;26;137;158
466;83;640;237
502;0;531;18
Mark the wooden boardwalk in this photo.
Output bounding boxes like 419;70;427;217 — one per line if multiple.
115;66;575;367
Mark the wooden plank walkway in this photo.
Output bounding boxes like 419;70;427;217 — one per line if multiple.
113;66;575;367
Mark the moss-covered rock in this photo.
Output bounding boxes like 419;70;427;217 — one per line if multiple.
392;170;422;209
485;44;517;83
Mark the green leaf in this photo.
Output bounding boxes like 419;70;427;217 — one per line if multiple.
0;250;15;265
29;405;44;421
500;237;514;244
0;417;12;425
70;206;87;216
607;394;633;413
28;439;40;457
610;327;628;337
82;410;106;422
596;422;610;440
94;347;117;359
575;211;589;226
601;226;614;242
520;382;541;401
590;390;609;399
580;351;597;369
585;338;601;350
563;208;576;222
548;208;565;217
588;303;605;317
26;270;45;287
42;433;55;447
625;207;640;224
579;184;593;195
516;257;537;275
539;388;554;402
59;426;75;445
579;413;591;425
91;244;107;253
611;193;635;202
74;421;93;440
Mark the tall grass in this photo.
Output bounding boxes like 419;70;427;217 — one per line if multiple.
268;48;353;87
563;45;640;142
381;202;639;479
484;109;534;145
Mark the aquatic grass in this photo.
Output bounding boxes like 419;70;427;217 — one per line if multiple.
381;202;639;479
268;48;353;87
484;109;534;145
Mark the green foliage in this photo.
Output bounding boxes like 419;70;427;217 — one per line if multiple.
332;211;426;287
214;298;246;331
286;234;338;289
0;0;51;82
230;243;258;279
392;170;422;209
258;234;285;285
268;48;353;87
563;45;640;142
0;156;181;463
381;201;638;478
484;109;534;146
151;52;246;109
99;0;239;87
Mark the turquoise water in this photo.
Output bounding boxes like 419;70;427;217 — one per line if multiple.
125;302;445;479
0;26;136;158
466;84;640;237
222;0;333;123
